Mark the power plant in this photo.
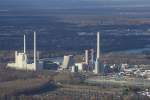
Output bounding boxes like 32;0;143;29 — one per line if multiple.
60;32;101;74
6;30;101;73
6;30;150;93
7;32;43;71
7;31;101;74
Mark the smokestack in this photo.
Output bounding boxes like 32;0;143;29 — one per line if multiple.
97;32;100;59
34;32;36;69
24;34;26;54
94;32;100;74
85;50;89;64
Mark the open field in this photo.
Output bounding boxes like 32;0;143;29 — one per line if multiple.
0;66;149;100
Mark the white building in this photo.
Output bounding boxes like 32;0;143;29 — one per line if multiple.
75;62;87;72
61;55;74;69
7;32;43;71
71;66;78;73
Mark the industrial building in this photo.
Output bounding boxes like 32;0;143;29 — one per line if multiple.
75;63;87;72
61;55;75;69
71;65;78;72
7;32;43;71
90;49;94;68
60;32;102;73
68;32;101;74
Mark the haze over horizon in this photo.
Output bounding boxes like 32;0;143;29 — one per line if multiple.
0;0;150;10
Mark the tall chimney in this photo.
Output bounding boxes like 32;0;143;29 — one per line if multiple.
97;32;100;59
94;32;100;74
85;50;89;64
34;32;36;69
24;34;26;54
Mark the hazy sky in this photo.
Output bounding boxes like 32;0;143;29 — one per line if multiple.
0;0;150;10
